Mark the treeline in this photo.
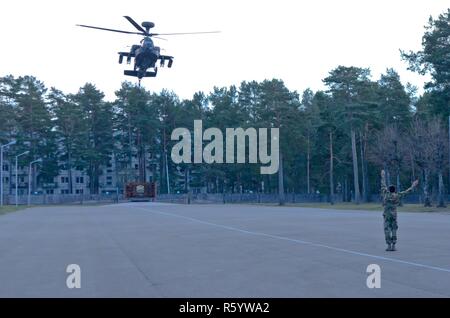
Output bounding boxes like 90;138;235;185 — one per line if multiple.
0;9;449;205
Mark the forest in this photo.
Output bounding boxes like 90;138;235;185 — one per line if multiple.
0;9;449;206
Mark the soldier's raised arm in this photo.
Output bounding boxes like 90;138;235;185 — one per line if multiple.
381;170;388;195
399;179;419;198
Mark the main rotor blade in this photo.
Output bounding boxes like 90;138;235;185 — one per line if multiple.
77;24;144;35
150;31;221;36
123;16;147;34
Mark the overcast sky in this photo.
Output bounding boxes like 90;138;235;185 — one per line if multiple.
1;0;449;101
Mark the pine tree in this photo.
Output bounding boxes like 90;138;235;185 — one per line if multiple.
258;79;301;205
401;9;450;120
323;66;377;204
12;76;58;191
48;88;87;194
73;83;113;194
114;82;159;186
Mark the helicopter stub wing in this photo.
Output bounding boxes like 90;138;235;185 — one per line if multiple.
158;55;174;68
118;51;135;64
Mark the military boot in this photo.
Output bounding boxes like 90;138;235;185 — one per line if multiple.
386;244;392;251
391;244;396;251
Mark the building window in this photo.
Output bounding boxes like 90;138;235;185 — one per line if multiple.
61;189;69;195
135;164;139;169
107;169;113;173
76;177;84;184
46;189;54;194
60;177;69;184
76;189;84;194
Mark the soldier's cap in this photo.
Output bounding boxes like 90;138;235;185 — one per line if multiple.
388;185;396;193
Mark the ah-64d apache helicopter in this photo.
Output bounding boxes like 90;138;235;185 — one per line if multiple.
77;16;219;84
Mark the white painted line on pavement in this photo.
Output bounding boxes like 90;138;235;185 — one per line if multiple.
137;206;450;274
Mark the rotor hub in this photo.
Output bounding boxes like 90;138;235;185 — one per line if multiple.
141;21;155;32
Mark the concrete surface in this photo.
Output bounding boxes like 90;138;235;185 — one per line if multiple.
0;202;449;297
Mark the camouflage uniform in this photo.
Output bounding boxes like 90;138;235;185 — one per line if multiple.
381;174;414;246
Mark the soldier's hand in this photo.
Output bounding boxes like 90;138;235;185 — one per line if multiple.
381;170;385;177
412;180;419;188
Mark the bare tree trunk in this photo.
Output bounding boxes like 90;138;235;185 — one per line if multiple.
351;129;360;204
360;132;367;202
185;167;191;204
161;153;167;194
344;178;348;202
137;132;146;183
409;149;415;182
423;169;432;207
143;147;147;182
7;155;12;197
162;126;170;194
329;131;334;205
68;148;73;194
278;151;285;206
363;123;370;201
127;116;133;183
94;165;100;195
32;164;36;194
306;136;311;194
438;171;446;207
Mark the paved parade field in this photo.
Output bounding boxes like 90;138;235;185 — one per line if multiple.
0;202;449;297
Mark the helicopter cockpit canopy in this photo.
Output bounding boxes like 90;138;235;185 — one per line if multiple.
141;37;154;49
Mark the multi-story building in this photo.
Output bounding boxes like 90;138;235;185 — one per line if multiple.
1;153;155;196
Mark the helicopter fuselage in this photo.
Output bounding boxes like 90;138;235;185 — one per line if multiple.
133;40;159;71
119;37;173;79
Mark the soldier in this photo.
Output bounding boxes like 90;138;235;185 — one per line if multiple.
380;170;419;251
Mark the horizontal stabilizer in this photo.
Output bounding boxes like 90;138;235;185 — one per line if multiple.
124;70;157;78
